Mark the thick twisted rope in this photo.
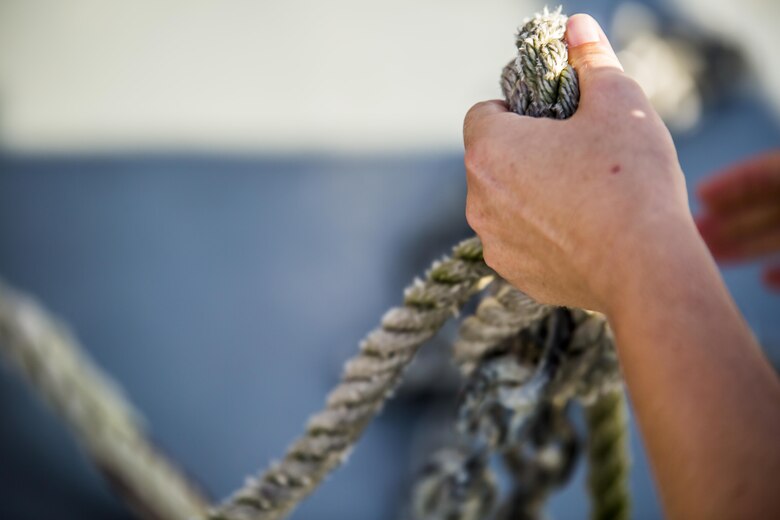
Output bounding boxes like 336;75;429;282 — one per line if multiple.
217;11;588;519
585;390;631;520
501;7;579;118
209;238;492;520
453;280;552;374
411;448;498;520
410;9;630;519
497;403;580;520
412;307;622;519
0;282;210;520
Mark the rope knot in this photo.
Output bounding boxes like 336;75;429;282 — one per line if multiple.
502;7;579;119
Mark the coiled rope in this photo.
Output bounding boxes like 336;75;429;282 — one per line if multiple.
0;8;631;520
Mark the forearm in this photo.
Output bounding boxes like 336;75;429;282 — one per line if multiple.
463;13;780;517
606;219;780;519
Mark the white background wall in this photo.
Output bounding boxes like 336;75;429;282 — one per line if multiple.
0;0;541;153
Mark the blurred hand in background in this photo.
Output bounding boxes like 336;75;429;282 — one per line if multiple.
696;151;780;290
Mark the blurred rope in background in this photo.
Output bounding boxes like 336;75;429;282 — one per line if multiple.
0;282;210;520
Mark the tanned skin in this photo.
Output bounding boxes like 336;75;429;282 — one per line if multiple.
462;14;780;520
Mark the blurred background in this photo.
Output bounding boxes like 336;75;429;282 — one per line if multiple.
1;0;778;519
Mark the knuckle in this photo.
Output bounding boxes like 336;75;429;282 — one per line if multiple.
464;101;491;125
612;75;647;104
465;212;475;232
481;242;497;269
465;199;481;232
588;72;647;111
572;47;620;76
464;139;490;176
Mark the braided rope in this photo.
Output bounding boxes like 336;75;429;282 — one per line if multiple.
218;11;589;518
501;7;579;118
409;9;630;519
209;238;492;520
412;308;623;518
411;448;498;520
585;390;631;520
453;280;552;374
497;404;580;520
0;282;210;520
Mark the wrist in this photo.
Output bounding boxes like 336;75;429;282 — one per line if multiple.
597;209;715;320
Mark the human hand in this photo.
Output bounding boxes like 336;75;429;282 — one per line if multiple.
695;151;780;290
463;14;694;313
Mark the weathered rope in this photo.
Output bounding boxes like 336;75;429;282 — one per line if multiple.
411;307;623;519
497;403;580;520
453;280;552;374
585;390;631;520
0;282;210;520
209;238;492;520
501;7;579;118
213;10;591;518
409;9;630;520
411;448;498;520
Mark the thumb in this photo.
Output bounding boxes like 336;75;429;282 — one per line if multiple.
565;14;624;89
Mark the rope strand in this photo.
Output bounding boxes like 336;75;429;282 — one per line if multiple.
209;239;492;520
0;283;210;520
585;390;631;520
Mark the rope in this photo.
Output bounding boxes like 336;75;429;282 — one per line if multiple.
411;448;498;520
0;282;210;520
209;238;492;520
585;390;631;520
501;7;579;118
408;9;630;519
497;403;580;520
453;280;553;374
411;305;624;519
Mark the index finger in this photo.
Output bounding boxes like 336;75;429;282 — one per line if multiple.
463;100;509;149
